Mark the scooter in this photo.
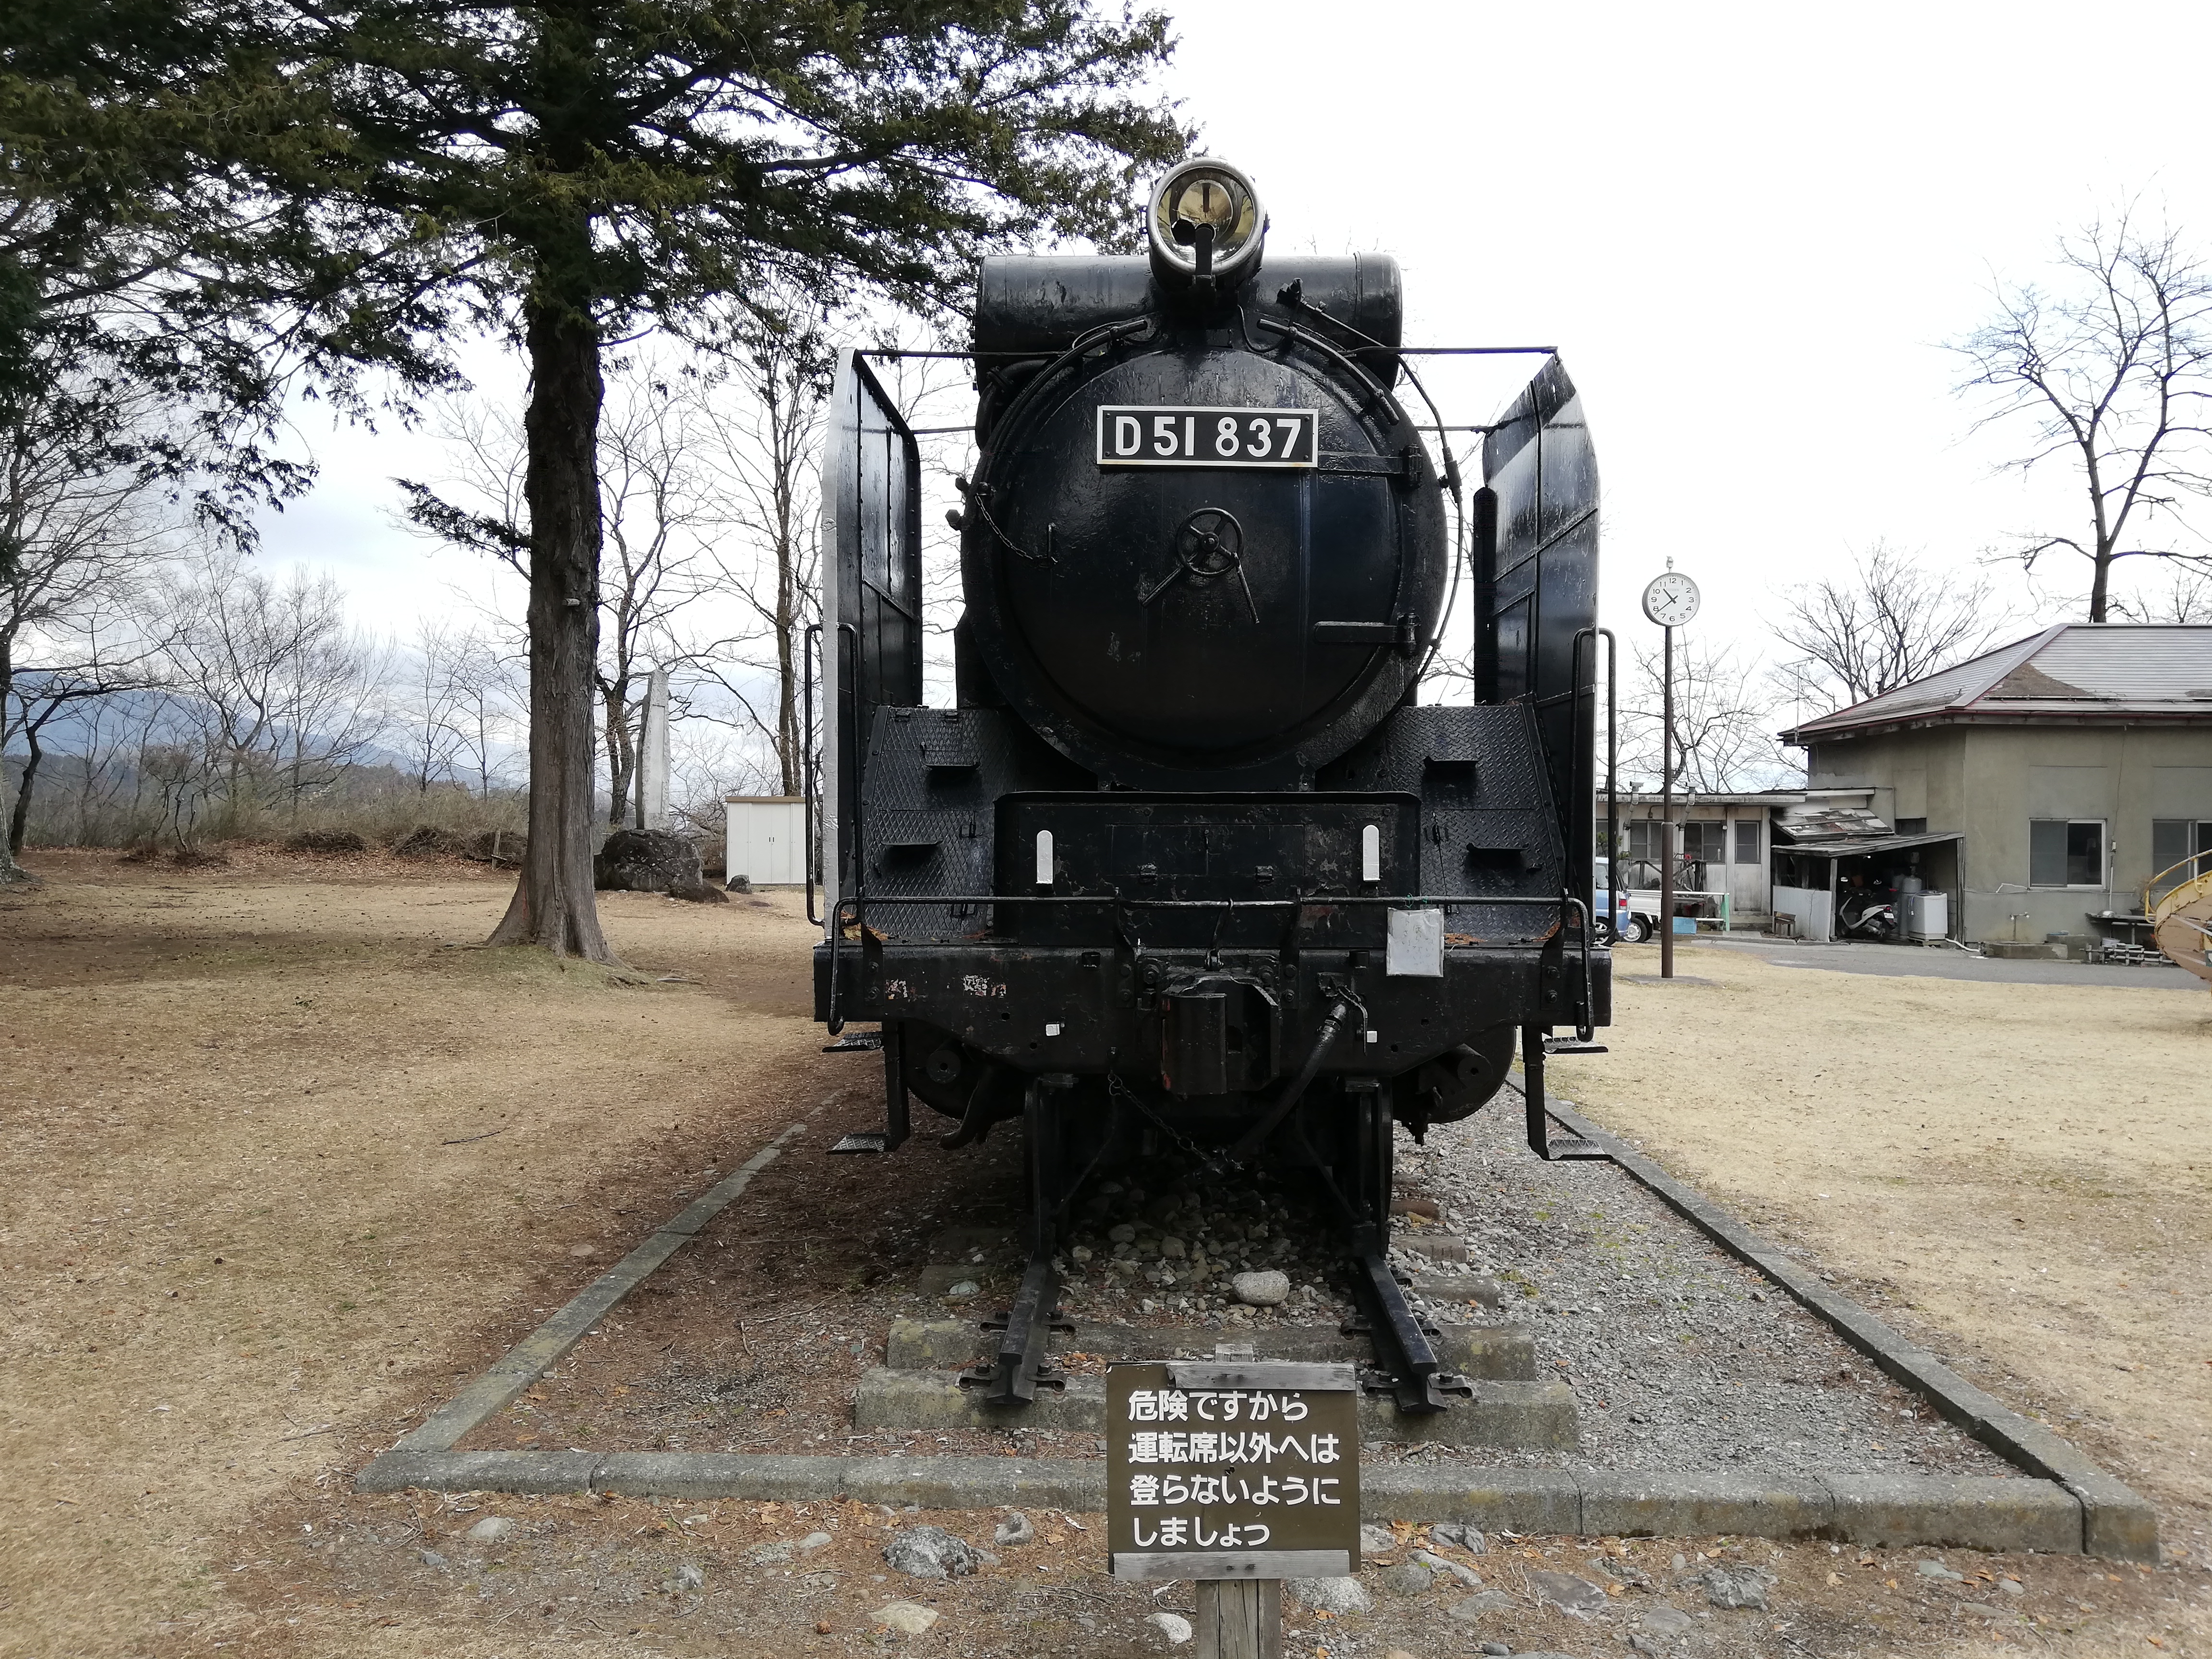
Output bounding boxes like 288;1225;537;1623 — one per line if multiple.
1837;889;1898;943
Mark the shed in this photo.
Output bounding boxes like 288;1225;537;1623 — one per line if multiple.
722;795;808;888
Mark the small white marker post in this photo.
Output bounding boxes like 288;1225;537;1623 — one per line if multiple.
1106;1357;1361;1659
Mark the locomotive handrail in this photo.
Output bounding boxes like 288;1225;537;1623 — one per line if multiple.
803;620;822;927
974;314;1156;454
839;619;864;921
1240;307;1410;434
826;895;849;1035
1562;895;1596;1043
1572;626;1620;940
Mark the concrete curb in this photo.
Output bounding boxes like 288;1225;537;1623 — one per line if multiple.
387;1124;805;1456
883;1318;1535;1379
851;1369;1578;1449
354;1447;2085;1552
1531;1093;2160;1563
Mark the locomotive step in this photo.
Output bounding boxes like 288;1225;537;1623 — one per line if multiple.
885;1317;1535;1381
852;1368;1578;1450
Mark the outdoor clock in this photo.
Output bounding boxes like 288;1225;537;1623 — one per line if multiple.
1641;570;1701;627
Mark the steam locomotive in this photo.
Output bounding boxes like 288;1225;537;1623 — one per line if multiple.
814;158;1610;1413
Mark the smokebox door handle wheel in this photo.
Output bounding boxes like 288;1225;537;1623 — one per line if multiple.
1136;507;1259;624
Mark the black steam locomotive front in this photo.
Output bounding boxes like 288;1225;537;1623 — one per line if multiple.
815;158;1608;1410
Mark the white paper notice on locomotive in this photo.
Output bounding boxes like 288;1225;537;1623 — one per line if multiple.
1096;406;1318;468
1106;1360;1359;1581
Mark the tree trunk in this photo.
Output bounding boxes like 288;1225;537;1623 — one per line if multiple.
775;536;798;797
2089;554;2112;624
0;637;27;882
603;680;636;827
489;291;619;963
7;720;39;856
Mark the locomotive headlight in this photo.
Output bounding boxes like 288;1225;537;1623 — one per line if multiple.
1147;158;1265;293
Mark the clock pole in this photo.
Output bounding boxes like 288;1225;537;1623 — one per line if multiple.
1660;621;1675;979
1640;566;1698;980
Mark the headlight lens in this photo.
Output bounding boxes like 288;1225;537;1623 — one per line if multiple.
1147;159;1265;289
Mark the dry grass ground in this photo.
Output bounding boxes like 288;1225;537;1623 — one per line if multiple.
0;848;840;1658
1551;944;2212;1568
2;860;2209;1659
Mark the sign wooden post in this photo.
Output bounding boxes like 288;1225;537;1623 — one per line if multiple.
1107;1359;1361;1659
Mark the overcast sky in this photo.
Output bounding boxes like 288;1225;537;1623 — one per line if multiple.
254;0;2212;713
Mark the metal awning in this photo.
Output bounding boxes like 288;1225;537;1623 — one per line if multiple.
1777;830;1964;861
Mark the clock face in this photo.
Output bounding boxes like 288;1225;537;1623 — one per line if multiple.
1642;571;1701;626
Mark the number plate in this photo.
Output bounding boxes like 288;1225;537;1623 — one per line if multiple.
1097;406;1318;469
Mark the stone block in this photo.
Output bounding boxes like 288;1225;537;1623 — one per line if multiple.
2064;1471;2161;1564
1435;1324;1534;1381
1362;1382;1577;1450
1580;1471;1830;1539
1398;1234;1470;1263
854;1368;1107;1434
885;1319;982;1368
1411;1275;1504;1310
1821;1474;2081;1555
1361;1464;1580;1535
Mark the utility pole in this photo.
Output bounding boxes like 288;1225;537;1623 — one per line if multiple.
1640;566;1701;980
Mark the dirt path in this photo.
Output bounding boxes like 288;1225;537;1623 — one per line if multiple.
0;850;841;1658
1551;941;2212;1565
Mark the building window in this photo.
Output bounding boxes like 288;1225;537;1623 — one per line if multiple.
2152;819;2212;888
2029;819;2105;888
1627;820;1661;863
1732;819;1762;865
1895;817;1927;836
1681;821;1726;864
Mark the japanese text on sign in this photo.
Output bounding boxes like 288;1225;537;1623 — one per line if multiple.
1106;1362;1359;1575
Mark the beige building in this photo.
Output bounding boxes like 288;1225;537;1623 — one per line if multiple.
1780;625;2212;948
1603;790;1801;924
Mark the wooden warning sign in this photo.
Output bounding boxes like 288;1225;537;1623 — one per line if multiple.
1106;1359;1360;1582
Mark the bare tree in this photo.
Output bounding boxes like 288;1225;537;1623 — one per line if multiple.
593;376;721;824
2111;564;2212;623
1624;637;1799;795
692;301;834;798
442;629;527;799
156;550;389;833
1953;208;2212;621
400;371;729;823
1771;541;2014;709
0;374;186;878
393;620;474;795
6;606;174;857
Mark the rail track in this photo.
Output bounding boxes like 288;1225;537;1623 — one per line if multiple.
358;1069;2156;1563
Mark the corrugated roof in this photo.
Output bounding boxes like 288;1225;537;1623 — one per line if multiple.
1776;801;1892;842
1783;625;2212;740
1778;830;1965;859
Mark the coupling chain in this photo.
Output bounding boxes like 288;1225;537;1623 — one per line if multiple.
1107;1071;1239;1175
